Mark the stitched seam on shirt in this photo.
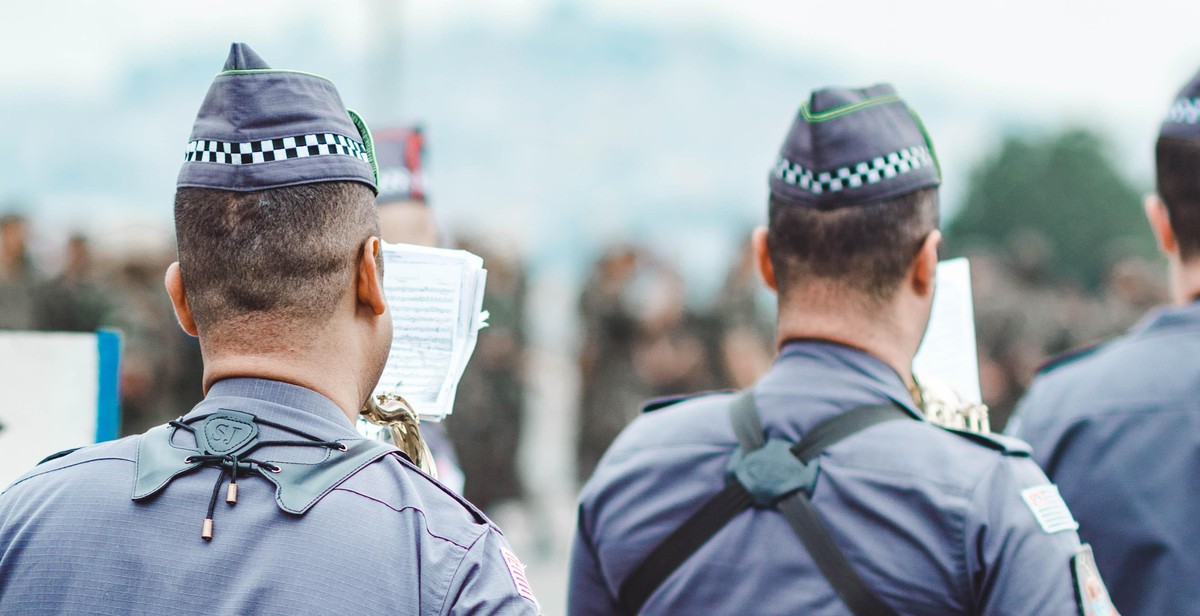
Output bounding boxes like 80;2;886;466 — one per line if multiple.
3;456;133;493
332;487;480;550
437;526;491;616
961;455;1006;612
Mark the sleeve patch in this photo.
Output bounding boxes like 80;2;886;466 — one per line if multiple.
501;547;540;608
1072;544;1119;616
1021;484;1079;534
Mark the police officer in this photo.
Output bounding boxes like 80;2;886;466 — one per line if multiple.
1007;68;1200;615
0;43;539;615
568;84;1114;615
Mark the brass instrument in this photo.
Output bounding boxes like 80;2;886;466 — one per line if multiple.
910;374;991;434
360;392;438;478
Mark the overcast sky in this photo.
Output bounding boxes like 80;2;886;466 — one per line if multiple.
4;0;1198;190
3;0;1200;276
5;0;1198;115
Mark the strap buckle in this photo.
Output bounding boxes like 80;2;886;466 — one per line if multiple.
726;439;818;507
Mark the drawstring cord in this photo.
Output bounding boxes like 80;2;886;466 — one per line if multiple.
169;417;347;540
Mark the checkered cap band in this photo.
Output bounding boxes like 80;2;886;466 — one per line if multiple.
1167;98;1200;125
184;133;370;165
773;145;934;196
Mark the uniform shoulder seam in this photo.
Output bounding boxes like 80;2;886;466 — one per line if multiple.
641;390;733;414
3;455;134;494
382;452;498;530
1035;340;1106;375
331;486;488;551
934;426;1031;456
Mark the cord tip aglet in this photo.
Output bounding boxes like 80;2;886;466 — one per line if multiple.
226;483;238;504
201;518;214;541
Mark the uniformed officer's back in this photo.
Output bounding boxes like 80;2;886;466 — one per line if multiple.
578;342;1082;614
0;379;507;614
1008;65;1200;615
0;43;539;615
569;84;1113;615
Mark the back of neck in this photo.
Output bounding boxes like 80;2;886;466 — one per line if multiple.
198;335;373;425
775;302;915;388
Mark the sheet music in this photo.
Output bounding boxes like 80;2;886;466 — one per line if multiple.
913;258;982;405
374;242;488;421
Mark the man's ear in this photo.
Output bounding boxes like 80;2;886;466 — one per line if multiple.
164;262;198;337
1144;194;1178;257
357;237;388;316
911;229;941;297
751;226;777;292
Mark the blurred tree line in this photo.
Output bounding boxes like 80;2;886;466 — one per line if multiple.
947;128;1154;289
944;127;1166;428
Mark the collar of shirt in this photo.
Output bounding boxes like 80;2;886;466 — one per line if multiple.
183;377;362;443
1128;300;1200;340
751;339;923;439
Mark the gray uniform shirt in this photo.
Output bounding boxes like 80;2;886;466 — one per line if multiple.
1009;301;1200;615
570;341;1095;615
0;378;540;615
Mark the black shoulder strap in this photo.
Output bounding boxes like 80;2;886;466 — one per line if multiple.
617;391;910;615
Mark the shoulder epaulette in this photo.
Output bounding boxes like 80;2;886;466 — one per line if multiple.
1036;341;1106;375
641;390;732;414
37;447;83;466
937;426;1032;456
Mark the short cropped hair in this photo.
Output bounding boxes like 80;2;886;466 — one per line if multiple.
767;187;939;303
174;181;378;334
1156;136;1200;262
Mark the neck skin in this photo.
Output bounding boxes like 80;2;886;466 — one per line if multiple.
165;237;390;425
775;290;924;389
198;323;378;425
1168;258;1200;305
1145;194;1200;306
752;225;938;392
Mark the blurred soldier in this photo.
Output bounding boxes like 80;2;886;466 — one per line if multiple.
0;212;39;329
32;233;113;332
630;262;719;396
108;251;201;436
1007;68;1200;615
364;126;466;493
569;84;1113;615
0;43;539;615
575;245;649;484
712;234;776;389
450;237;528;512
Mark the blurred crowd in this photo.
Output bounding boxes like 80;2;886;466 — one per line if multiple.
965;231;1167;427
0;209;1168;505
573;230;1169;477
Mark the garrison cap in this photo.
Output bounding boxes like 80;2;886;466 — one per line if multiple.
1161;68;1200;140
177;43;378;193
769;84;940;209
375;126;427;204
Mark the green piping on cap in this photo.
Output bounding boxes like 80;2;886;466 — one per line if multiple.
216;68;335;83
799;94;902;122
904;106;942;179
347;108;379;190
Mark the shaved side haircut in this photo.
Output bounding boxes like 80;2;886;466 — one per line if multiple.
1157;136;1200;262
174;181;379;336
767;187;939;303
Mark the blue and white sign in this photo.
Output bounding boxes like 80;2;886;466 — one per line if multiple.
0;330;120;488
